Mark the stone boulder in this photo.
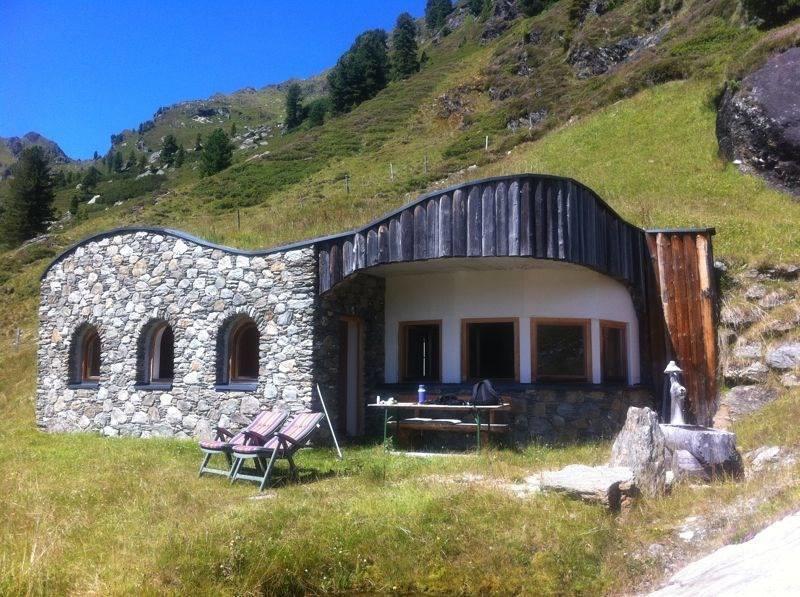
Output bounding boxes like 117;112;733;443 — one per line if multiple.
714;385;779;428
527;464;637;511
723;361;769;386
766;342;800;370
610;407;667;497
717;48;800;194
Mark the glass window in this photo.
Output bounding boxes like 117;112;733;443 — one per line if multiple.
463;320;518;381
533;320;589;382
229;320;259;381
400;322;441;382
601;322;627;384
149;324;175;382
81;328;101;381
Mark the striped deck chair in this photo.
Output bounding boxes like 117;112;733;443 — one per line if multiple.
230;411;325;491
198;410;289;478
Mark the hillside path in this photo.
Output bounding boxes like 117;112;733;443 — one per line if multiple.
649;511;800;596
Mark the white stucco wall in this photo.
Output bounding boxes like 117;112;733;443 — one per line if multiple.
382;259;640;385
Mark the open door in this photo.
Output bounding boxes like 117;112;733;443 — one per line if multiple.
337;316;364;437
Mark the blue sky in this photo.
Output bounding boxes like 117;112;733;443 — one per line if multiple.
1;0;426;159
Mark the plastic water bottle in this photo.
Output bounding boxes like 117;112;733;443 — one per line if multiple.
418;384;426;404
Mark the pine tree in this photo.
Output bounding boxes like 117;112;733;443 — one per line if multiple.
0;146;54;247
200;128;233;175
195;133;203;151
106;151;114;173
127;150;136;169
306;98;328;127
175;144;186;167
69;195;80;216
391;13;420;80
425;0;453;31
93;150;99;161
113;151;124;172
328;29;389;114
82;166;102;189
230;122;237;137
161;134;179;166
138;153;148;171
284;83;304;130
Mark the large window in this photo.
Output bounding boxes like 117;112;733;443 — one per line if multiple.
69;324;101;386
138;320;174;387
532;319;590;382
217;316;260;388
399;321;441;382
462;319;519;382
601;321;628;384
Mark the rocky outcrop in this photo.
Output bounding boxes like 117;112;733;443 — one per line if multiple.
717;48;800;195
661;424;743;480
0;132;71;170
610;407;666;497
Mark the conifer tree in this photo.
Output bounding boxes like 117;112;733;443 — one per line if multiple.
0;146;54;247
230;122;237;137
284;83;304;130
328;29;389;114
161;134;179;166
307;98;328;127
200;128;233;175
391;13;420;80
425;0;453;31
195;133;203;151
175;144;186;167
82;166;102;189
106;151;114;173
113;151;124;172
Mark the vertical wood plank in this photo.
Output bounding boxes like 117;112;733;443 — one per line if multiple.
534;179;546;257
452;189;467;256
495;181;508;256
467;185;482;256
354;233;366;270
366;230;378;266
439;194;453;257
401;210;414;261
413;205;427;260
520;180;532;256
426;199;439;259
481;185;496;256
378;224;389;263
318;249;330;293
389;218;401;262
342;240;354;276
508;180;520;256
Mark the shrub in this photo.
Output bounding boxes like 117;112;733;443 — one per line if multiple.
743;0;800;26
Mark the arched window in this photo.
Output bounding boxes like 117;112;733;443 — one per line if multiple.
217;316;260;388
69;324;101;386
137;320;174;387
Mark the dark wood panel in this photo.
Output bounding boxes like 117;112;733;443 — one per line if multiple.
452;189;467;256
467;185;482;257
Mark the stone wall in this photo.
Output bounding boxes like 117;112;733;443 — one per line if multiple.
37;230;317;437
313;272;386;434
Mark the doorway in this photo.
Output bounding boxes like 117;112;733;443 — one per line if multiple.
337;316;363;437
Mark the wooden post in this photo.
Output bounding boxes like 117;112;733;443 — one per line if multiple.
485;135;489;151
14;328;21;351
423;154;428;175
237;209;241;231
344;174;350;195
390;163;394;181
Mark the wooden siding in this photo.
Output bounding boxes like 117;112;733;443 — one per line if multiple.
645;230;718;426
317;175;648;296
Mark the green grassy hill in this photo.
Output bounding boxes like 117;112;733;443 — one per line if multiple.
2;1;800;593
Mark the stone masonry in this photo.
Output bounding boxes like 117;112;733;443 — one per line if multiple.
37;230;317;438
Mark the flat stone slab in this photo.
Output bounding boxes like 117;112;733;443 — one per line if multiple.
527;464;635;511
650;512;800;596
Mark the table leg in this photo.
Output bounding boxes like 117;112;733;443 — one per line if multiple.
383;408;389;451
476;411;481;452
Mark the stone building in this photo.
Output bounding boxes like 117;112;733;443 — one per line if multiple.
37;174;720;442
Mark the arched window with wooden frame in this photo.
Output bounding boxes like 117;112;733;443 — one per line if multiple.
216;315;260;390
68;324;102;387
136;320;175;389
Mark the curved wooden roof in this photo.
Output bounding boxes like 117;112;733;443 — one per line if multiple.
317;174;651;296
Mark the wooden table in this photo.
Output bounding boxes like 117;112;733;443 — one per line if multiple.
368;402;511;451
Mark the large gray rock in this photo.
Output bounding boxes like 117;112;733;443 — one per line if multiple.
610;407;667;497
717;48;800;194
723;361;769;386
715;385;779;427
528;464;636;511
766;342;800;370
650;512;800;596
